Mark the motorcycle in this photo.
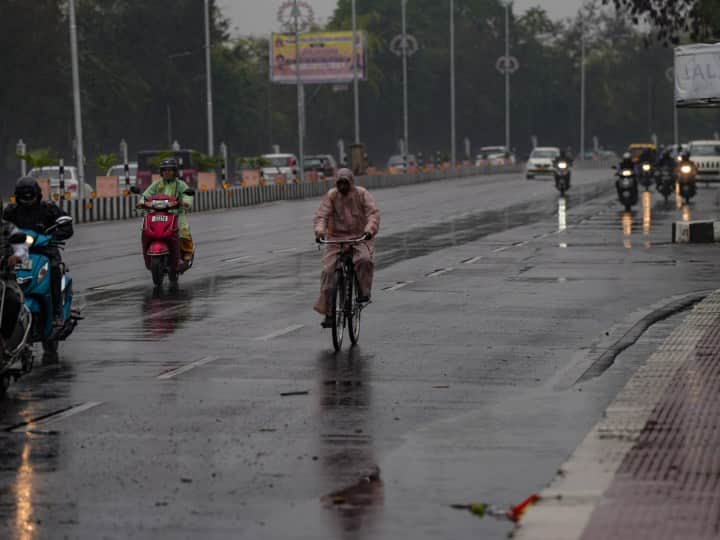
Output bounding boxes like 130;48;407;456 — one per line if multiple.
678;160;697;204
638;161;654;190
615;165;639;212
655;165;675;205
554;160;571;196
0;232;34;396
132;187;196;287
15;217;80;364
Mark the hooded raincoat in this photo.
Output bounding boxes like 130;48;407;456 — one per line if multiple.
313;179;380;315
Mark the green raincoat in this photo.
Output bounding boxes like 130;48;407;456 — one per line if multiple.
141;178;193;239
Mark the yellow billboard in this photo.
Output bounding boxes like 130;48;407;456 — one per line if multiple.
270;31;367;84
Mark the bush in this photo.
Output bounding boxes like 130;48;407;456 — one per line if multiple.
96;153;118;171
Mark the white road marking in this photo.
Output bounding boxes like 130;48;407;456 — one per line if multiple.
223;255;252;263
157;356;219;380
255;324;305;341
271;248;298;254
426;268;454;277
10;401;103;433
384;281;413;292
462;256;482;264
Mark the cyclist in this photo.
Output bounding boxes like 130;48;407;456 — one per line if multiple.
313;168;380;328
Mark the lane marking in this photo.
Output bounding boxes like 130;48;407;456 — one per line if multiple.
383;281;413;292
255;324;305;341
9;402;103;433
157;356;219;380
223;255;252;263
426;268;454;277
462;256;482;264
271;248;298;254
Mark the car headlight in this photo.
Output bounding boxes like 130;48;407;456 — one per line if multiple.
37;262;49;283
25;236;34;247
558;162;568;170
681;164;692;174
642;163;651;172
622;169;633;177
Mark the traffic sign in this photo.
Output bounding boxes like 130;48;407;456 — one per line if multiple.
277;0;314;33
496;55;519;75
390;34;419;57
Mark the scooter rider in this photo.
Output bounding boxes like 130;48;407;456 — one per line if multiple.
4;177;73;327
554;148;574;168
140;158;194;261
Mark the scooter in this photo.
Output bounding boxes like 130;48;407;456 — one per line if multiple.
615;166;639;212
638;161;654;191
655;165;675;205
132;187;195;287
0;233;34;396
15;216;80;364
554;160;571;196
678;160;697;204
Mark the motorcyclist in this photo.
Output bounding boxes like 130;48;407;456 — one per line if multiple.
618;152;634;172
677;151;697;178
4;177;73;327
553;148;574;168
140;158;194;261
313;168;380;328
656;147;676;171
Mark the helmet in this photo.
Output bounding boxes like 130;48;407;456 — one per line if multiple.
622;152;631;160
159;158;179;176
15;176;41;206
336;168;353;183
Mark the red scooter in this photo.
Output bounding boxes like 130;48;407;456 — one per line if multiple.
132;187;195;287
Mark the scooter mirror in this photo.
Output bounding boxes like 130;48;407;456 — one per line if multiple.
129;186;141;195
56;216;73;226
8;233;27;244
183;189;195;197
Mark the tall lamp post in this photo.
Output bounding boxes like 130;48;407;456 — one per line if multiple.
450;0;456;167
401;0;409;158
68;0;86;199
352;0;360;144
204;0;215;156
294;0;305;182
580;16;586;160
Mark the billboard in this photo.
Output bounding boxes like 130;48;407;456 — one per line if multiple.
270;31;367;85
675;43;720;108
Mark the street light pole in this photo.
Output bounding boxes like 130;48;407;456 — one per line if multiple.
68;0;86;199
450;0;456;167
402;0;409;158
580;17;586;160
352;0;360;144
504;2;510;153
294;0;305;181
204;0;215;156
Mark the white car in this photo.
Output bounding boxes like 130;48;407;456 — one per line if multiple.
106;162;138;185
261;153;298;183
475;146;515;167
688;140;720;182
27;166;82;199
526;147;560;179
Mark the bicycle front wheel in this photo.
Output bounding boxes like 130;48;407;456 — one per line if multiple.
348;273;361;346
330;272;346;351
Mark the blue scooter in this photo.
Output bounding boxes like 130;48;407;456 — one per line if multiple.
15;216;80;363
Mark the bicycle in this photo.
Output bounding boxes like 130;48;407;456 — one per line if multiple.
317;237;370;351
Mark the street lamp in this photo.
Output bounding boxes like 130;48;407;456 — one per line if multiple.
450;0;456;167
402;0;409;158
580;16;586;160
204;0;215;156
352;0;360;144
68;0;86;199
293;0;305;182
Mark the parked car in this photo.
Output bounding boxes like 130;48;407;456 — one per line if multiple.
387;154;417;173
27;166;81;199
106;162;138;186
688;140;720;182
476;146;515;167
261;153;298;183
525;147;560;179
304;154;338;178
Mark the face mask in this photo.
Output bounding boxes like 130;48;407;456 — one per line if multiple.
337;181;351;195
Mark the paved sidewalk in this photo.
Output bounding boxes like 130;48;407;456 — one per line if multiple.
516;289;720;540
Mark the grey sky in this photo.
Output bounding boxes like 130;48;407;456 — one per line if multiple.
218;0;585;37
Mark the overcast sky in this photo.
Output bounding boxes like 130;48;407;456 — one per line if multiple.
218;0;585;37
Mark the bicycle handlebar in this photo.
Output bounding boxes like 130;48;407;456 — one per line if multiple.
316;236;367;245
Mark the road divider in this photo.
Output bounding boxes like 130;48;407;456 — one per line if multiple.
58;165;522;225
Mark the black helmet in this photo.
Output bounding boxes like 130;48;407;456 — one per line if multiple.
15;176;41;206
159;158;179;176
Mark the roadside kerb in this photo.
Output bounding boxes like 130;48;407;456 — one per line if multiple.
514;289;720;540
59;165;523;224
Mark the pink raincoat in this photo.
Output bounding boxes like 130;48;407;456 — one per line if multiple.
313;181;380;315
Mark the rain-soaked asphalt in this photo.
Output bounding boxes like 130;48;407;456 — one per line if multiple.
2;169;720;539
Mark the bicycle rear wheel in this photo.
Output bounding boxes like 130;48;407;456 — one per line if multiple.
348;273;361;346
330;272;346;351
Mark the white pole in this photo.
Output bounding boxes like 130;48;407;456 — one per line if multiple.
204;0;215;156
402;0;409;158
294;1;305;181
68;0;85;199
504;2;510;153
580;17;586;160
450;0;456;167
17;140;27;177
352;0;360;144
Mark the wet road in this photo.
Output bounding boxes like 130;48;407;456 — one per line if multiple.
2;170;720;539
